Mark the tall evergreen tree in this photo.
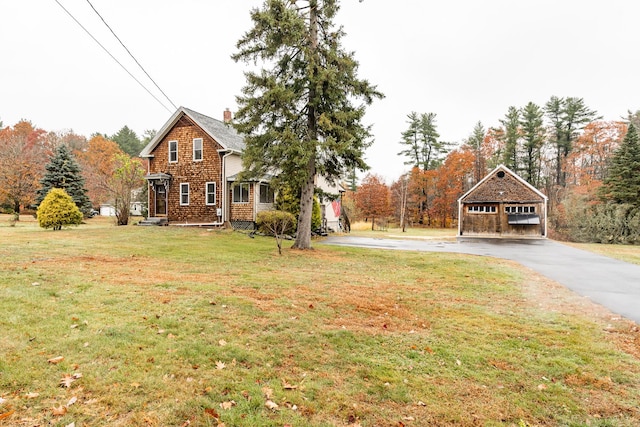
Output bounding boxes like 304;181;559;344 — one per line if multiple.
111;125;143;157
36;144;92;215
600;123;640;206
500;106;520;171
232;0;383;249
466;121;486;183
398;112;445;171
545;96;599;186
519;102;545;187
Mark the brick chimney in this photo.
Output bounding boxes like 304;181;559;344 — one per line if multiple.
223;108;232;123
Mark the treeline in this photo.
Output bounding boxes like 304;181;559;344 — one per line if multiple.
0;119;154;224
346;97;640;243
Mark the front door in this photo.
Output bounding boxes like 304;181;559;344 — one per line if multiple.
155;185;167;216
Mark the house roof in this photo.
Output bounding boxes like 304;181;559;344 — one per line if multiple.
140;106;245;157
458;164;548;203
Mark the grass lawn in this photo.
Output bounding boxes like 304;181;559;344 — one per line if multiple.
1;215;640;426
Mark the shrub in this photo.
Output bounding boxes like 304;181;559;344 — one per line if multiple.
36;188;83;230
256;210;297;255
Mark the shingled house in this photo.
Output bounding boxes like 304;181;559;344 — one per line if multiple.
457;165;547;238
139;106;342;230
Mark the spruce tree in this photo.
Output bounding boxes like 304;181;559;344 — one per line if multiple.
232;0;383;249
36;144;92;215
600;123;640;206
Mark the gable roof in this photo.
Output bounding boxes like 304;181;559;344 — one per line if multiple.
458;164;547;203
140;106;245;157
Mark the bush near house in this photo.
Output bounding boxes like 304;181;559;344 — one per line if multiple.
36;188;83;230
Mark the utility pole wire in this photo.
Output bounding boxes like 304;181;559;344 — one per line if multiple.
85;0;177;110
53;0;173;113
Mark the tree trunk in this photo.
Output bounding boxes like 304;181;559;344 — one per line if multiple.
293;166;315;249
293;0;318;250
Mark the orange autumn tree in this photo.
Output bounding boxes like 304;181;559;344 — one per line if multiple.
565;120;626;197
0;120;47;214
432;148;475;227
76;135;126;207
354;173;391;230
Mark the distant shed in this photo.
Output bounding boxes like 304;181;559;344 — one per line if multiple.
458;165;547;238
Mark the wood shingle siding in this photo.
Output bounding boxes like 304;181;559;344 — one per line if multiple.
458;165;547;238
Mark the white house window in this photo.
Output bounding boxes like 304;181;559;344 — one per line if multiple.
468;205;496;213
233;183;249;203
259;183;274;204
505;206;536;214
193;138;203;161
180;183;189;206
206;182;216;205
169;140;178;163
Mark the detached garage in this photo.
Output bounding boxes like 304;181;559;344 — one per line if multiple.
458;165;547;238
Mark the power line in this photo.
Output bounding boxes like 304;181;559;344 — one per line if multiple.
85;0;177;110
53;0;173;113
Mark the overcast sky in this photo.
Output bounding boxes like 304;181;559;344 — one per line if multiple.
2;1;639;182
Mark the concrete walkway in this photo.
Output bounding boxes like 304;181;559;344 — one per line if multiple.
322;236;640;324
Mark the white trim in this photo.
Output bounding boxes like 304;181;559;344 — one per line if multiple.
193;138;203;162
180;182;190;206
168;140;178;163
205;182;216;206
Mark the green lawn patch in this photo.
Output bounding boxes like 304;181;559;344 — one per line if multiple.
1;217;639;426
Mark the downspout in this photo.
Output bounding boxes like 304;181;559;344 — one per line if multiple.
457;199;462;236
221;151;233;223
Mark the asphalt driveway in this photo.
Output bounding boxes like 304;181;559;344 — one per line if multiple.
322;236;640;324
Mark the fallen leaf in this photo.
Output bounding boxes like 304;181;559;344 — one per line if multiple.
85;398;99;405
48;356;64;364
220;400;236;410
167;333;176;339
204;407;219;419
25;392;40;399
67;396;78;407
215;361;226;370
131;382;141;389
402;416;415;421
265;400;279;410
60;374;76;388
261;386;273;399
0;410;15;420
218;339;227;346
537;384;547;391
52;404;68;416
65;423;75;427
456;359;462;366
417;401;426;406
0;398;5;405
282;379;298;390
72;372;83;379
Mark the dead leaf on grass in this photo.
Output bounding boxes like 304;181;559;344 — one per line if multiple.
204;407;220;419
60;375;76;388
65;422;76;427
48;356;64;364
67;396;77;407
215;361;226;370
261;386;273;399
25;392;40;399
0;410;15;420
218;339;227;346
281;379;298;390
265;400;279;410
219;400;236;410
52;404;68;416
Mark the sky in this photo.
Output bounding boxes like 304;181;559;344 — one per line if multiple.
2;0;640;183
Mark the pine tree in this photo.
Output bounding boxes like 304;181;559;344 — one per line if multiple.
519;102;545;187
500;106;520;171
398;112;446;171
232;0;383;249
600;123;640;206
111;125;143;157
36;144;92;215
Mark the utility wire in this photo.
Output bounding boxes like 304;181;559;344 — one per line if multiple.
85;0;178;110
53;0;173;113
